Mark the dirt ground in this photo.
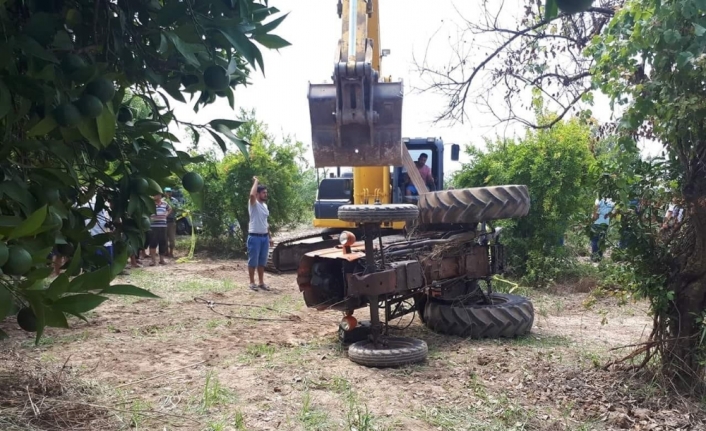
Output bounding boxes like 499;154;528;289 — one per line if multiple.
2;257;706;431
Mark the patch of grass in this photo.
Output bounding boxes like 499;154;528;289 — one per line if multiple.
344;391;394;431
205;318;231;330
298;391;330;431
578;349;605;369
464;372;488;400
505;334;573;348
205;412;246;431
21;336;56;348
202;371;234;409
21;330;91;348
127;398;153;429
130;322;187;340
417;398;535;431
238;342;277;364
200;370;235;412
123;269;237;296
302;375;351;393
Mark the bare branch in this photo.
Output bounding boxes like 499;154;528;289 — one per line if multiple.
414;0;623;129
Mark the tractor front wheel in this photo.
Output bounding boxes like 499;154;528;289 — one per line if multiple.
347;336;428;367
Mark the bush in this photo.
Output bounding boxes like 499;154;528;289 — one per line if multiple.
193;110;317;246
454;101;597;286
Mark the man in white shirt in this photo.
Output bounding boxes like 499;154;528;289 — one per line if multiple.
86;197;114;265
247;177;271;291
662;198;685;230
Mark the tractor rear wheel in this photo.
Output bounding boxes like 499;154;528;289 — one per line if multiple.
417;185;530;225
347;336;428;367
338;204;419;224
424;293;534;338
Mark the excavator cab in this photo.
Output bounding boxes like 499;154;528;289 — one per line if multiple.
308;0;404;168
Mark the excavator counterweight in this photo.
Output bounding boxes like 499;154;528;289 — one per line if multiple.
308;0;404;168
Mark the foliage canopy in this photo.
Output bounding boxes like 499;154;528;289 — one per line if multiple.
0;0;289;342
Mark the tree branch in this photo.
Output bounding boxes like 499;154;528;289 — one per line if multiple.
414;0;622;129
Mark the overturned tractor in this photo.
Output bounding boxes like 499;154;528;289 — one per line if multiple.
296;185;535;367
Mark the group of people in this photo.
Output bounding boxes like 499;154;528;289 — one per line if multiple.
51;188;181;275
589;195;685;260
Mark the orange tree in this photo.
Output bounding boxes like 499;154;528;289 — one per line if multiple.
454;100;597;286
0;0;289;342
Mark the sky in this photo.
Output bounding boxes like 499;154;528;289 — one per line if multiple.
168;0;664;175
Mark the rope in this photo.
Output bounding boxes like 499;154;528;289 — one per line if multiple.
193;297;301;322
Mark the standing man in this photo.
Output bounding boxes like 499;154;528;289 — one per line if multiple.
164;187;179;258
148;193;171;266
248;177;272;291
415;153;436;191
590;197;614;261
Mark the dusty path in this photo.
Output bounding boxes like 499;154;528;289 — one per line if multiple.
1;258;703;430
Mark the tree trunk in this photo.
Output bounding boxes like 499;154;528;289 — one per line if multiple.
663;180;706;386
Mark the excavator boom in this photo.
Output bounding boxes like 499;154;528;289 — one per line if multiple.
308;0;404;167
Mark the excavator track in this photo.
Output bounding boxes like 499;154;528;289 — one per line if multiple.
266;232;340;274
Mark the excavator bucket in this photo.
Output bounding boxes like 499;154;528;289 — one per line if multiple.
308;80;404;168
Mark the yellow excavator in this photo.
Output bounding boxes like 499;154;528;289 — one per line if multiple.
268;0;460;272
288;0;533;368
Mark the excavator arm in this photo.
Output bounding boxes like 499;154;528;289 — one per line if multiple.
308;0;404;168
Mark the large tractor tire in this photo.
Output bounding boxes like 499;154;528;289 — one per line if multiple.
424;293;534;338
338;204;419;224
348;336;428;367
418;185;530;225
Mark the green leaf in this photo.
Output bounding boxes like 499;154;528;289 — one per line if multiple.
694;23;706;37
544;0;558;21
110;242;128;278
8;205;47;240
663;29;681;44
253;13;289;35
64;243;82;277
69;263;112;293
253;34;291;50
26;266;52;280
212;123;249;155
225;86;235;109
0;329;7;340
209;119;244;130
17;35;59;63
677;51;694;68
134;120;166;133
218;27;259;69
100;284;160;298
77;118;102;148
0;286;13;320
163;31;201;67
162;79;186;103
44;307;69;328
60;125;83;142
28;116;58;136
96;103;116;147
46;274;70;299
0;80;11;120
207;129;228;153
24;292;46;345
52;293;109;315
